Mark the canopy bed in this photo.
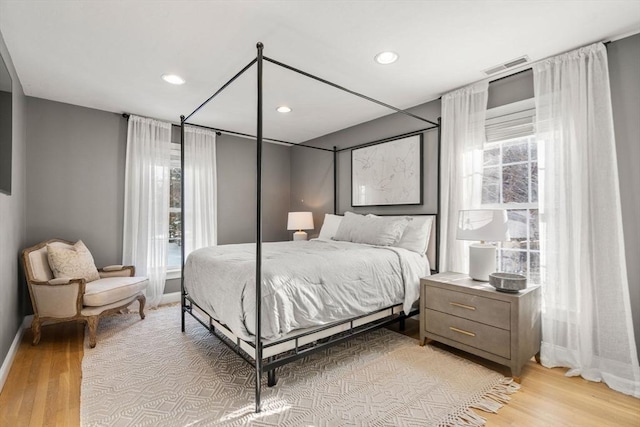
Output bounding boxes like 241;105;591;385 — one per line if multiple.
179;42;441;412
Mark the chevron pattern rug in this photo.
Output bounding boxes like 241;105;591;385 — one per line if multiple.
81;305;519;426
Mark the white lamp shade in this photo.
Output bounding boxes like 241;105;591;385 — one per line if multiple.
287;212;314;231
456;209;510;242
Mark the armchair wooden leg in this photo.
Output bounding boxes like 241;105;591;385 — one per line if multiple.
87;316;99;348
31;316;41;345
138;294;146;320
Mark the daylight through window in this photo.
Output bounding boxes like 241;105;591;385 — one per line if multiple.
168;142;182;269
483;100;540;283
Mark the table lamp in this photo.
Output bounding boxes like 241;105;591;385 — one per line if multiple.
456;209;510;281
287;212;314;241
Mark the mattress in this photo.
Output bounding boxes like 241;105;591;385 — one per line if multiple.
183;239;430;341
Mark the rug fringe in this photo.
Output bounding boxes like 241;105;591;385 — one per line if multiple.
447;378;521;426
472;378;521;412
449;408;487;426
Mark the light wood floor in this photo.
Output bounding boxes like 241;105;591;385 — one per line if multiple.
1;318;639;427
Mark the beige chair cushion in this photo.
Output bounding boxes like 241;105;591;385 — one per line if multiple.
83;276;148;307
81;293;143;316
47;240;100;282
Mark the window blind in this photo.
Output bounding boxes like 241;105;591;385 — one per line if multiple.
485;108;535;142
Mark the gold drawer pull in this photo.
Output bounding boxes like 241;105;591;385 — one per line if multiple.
449;326;476;337
449;301;476;311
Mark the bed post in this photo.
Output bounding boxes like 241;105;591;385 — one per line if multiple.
180;115;186;332
435;116;442;273
255;41;264;414
333;146;337;215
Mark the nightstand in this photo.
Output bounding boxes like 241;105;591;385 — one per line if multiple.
420;272;541;381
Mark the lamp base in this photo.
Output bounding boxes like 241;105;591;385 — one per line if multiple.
469;243;497;282
293;231;308;241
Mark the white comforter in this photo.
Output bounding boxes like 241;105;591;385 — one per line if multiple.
183;239;429;341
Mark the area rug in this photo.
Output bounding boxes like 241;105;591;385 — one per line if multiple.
81;305;519;426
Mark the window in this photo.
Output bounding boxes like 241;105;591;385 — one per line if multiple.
168;143;182;270
483;99;540;283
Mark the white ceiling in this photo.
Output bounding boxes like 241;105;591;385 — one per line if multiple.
1;0;639;143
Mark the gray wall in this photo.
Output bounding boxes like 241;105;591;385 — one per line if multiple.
608;34;640;357
291;101;441;237
487;69;534;109
25;99;291;295
0;29;27;378
25;98;127;266
0;90;11;195
168;127;291;245
217;135;291;244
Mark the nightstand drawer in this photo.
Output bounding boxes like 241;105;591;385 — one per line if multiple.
425;309;511;359
424;285;510;330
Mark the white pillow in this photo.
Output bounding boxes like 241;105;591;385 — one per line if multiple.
397;216;434;254
368;215;434;254
47;240;100;282
354;215;410;246
332;211;363;242
334;211;410;246
318;214;343;240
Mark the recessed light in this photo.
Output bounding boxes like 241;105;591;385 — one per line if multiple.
162;74;185;85
276;106;292;113
374;51;399;65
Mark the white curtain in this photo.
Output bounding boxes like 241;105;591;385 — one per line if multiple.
533;43;640;397
123;115;171;309
439;82;489;273
183;126;217;256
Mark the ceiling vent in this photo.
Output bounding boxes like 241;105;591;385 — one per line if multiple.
484;55;530;76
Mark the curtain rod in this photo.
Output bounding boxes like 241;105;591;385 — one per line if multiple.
122;113;333;152
489;40;612;86
122;112;219;137
444;40;615;96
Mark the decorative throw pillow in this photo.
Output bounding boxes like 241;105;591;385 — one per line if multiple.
334;211;410;246
369;215;434;254
318;214;343;240
47;240;101;282
352;215;410;246
396;215;434;254
333;211;365;242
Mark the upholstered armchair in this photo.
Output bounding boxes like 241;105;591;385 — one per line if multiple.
22;239;148;348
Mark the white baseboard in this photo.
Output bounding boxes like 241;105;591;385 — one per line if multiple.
0;315;32;393
126;292;181;311
160;292;181;306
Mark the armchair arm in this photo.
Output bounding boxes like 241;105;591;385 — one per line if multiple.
27;278;86;319
48;277;75;285
30;277;85;287
98;265;135;278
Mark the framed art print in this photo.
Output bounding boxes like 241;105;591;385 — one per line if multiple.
351;134;423;206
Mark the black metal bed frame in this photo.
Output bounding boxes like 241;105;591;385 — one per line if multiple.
179;42;441;413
